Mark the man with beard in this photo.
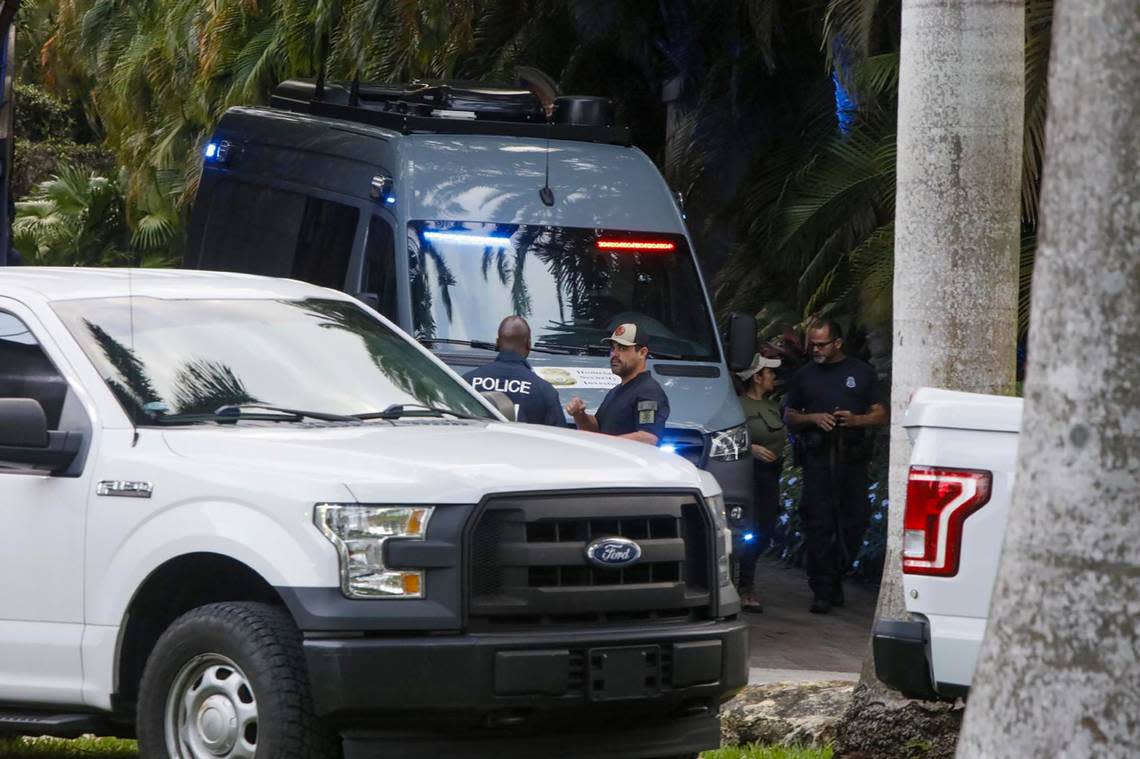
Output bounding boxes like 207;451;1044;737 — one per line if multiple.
784;319;887;614
565;321;670;445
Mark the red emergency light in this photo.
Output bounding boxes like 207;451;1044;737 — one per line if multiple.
595;239;676;252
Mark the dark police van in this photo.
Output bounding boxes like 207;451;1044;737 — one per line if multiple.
186;77;758;530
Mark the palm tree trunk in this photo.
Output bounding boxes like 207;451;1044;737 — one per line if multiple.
840;0;1024;751
956;1;1140;754
881;0;1024;669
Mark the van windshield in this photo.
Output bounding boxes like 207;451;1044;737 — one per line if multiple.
51;296;493;425
410;221;719;361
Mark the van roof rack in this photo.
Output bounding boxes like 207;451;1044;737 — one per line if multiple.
269;79;631;146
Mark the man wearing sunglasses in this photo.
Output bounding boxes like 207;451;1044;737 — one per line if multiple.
784;320;888;614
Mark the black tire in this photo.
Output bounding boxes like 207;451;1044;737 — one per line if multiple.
136;601;336;759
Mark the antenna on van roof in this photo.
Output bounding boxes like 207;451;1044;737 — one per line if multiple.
539;123;555;207
516;67;559;208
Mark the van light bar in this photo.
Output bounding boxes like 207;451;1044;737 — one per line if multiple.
596;239;676;252
423;231;513;247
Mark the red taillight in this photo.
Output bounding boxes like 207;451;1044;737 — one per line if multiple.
596;239;676;252
902;466;992;577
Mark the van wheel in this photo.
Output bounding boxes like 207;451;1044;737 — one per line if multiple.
136;602;336;759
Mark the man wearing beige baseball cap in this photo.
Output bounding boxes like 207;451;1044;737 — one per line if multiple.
564;320;670;445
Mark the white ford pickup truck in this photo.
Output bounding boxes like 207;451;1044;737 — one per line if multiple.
0;268;746;759
873;387;1021;699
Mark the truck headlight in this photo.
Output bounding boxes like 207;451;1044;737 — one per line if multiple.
708;424;749;463
314;504;433;599
705;493;733;585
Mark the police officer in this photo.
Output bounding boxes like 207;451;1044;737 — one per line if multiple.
463;316;565;426
565;321;670;445
784;320;887;614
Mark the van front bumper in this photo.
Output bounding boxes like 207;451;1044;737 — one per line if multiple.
303;618;748;758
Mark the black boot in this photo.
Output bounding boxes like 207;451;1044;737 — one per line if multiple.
831;584;845;608
809;597;832;614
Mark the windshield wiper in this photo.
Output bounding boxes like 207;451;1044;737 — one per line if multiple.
153;404;360;425
418;337;497;351
353;403;484;421
533;341;615;355
423;337;581;357
531;341;589;355
532;342;700;361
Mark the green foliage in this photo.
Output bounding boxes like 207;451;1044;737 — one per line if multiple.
22;0;1048;334
13;82;79;142
12;138;116;200
12;165;179;267
720;0;1049;345
13;164;129;266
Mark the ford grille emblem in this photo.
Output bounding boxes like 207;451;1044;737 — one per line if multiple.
585;537;642;569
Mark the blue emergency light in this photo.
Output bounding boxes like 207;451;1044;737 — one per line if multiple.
423;230;512;248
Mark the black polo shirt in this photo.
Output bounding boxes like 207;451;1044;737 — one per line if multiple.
785;356;880;462
784;356;879;416
463;351;565;426
595;370;670;440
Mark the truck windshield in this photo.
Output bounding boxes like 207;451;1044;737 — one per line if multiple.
51;296;493;425
410;221;719;361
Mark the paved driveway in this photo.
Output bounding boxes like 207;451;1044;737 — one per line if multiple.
745;556;878;684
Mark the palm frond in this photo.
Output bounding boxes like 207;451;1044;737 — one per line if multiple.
131;210;178;250
1022;0;1052;226
823;0;881;70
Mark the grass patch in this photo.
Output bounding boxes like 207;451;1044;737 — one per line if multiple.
0;737;828;759
0;736;138;758
703;746;833;759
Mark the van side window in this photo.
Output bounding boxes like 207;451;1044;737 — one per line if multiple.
362;216;398;320
0;311;68;429
200;179;359;289
292;196;359;289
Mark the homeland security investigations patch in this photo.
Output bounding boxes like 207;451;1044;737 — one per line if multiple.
637;400;657;424
534;366;621;389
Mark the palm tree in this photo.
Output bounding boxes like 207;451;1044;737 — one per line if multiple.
13;164;180;267
958;1;1140;752
171;358;258;415
837;0;1026;751
84;318;162;419
13;165;128;265
719;0;1052;341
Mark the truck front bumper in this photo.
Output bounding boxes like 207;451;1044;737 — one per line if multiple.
303;618;748;758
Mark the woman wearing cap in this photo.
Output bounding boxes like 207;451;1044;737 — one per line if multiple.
735;353;786;612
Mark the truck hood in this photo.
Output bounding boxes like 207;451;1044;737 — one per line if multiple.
161;420;705;503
